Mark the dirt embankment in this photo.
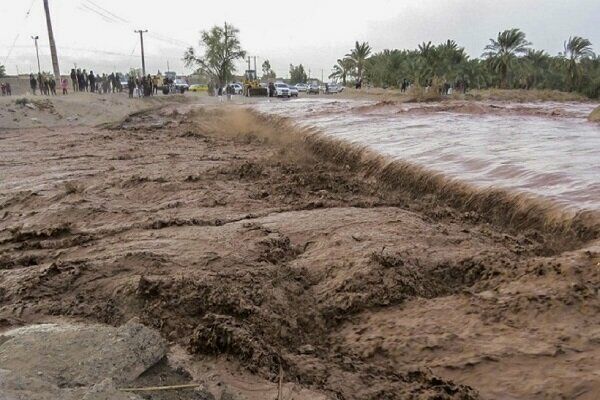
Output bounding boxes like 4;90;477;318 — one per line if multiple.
0;103;599;399
0;92;194;130
351;99;594;119
590;105;600;122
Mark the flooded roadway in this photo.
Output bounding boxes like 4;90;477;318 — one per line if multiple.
255;98;600;211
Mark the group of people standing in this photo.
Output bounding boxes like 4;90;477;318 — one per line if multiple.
0;82;12;96
70;69;122;94
127;74;162;98
28;73;67;95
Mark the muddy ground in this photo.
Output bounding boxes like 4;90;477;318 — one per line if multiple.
0;95;599;399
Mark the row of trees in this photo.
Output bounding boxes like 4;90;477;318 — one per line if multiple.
330;29;599;98
0;65;6;78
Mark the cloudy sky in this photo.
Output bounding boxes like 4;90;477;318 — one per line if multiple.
1;0;598;77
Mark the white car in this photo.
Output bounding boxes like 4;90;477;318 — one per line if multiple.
288;85;299;97
274;82;290;97
232;83;243;94
295;83;308;92
325;83;341;94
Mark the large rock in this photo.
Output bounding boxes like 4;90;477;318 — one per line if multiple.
0;321;166;398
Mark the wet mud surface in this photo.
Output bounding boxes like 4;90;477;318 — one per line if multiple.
1;104;599;399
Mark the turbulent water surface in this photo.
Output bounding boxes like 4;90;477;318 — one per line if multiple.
255;98;600;210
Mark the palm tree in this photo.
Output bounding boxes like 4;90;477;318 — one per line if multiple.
483;28;531;88
329;58;354;86
523;49;550;88
563;36;595;90
346;41;372;80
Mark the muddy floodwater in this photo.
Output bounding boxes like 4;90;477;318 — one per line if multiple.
255;98;600;210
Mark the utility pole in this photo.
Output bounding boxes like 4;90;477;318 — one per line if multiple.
253;56;257;74
321;69;324;83
43;0;60;81
31;36;41;75
135;29;148;76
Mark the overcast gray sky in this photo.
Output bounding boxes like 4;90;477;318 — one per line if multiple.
1;0;598;77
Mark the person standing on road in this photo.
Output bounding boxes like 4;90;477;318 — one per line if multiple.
127;75;135;98
88;71;96;93
268;82;275;97
30;74;37;95
49;76;57;95
70;69;78;92
82;69;89;92
77;69;84;92
61;77;69;95
226;83;234;101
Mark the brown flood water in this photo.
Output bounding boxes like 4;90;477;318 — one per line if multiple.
255;99;600;211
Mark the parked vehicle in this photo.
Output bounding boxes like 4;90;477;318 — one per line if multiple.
295;83;308;92
174;78;189;93
326;83;341;94
307;83;320;94
288;84;299;97
243;70;268;96
232;83;243;94
274;82;290;97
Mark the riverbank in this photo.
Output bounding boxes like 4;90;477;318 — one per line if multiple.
1;100;598;399
328;87;592;103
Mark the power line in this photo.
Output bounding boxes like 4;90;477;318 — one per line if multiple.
79;4;117;24
83;0;129;23
76;0;192;49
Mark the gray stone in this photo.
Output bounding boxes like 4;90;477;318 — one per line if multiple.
0;321;167;389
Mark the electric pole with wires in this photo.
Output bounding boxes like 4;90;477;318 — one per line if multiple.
43;0;61;81
31;35;41;75
135;29;148;76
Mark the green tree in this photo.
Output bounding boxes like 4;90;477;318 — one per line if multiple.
261;59;275;80
346;41;372;80
522;49;550;88
183;22;246;86
0;65;5;78
563;36;594;90
329;58;354;86
483;28;531;88
289;64;308;84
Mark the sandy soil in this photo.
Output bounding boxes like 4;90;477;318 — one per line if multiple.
0;95;599;399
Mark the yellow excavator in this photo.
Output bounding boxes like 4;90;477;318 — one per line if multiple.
243;70;268;97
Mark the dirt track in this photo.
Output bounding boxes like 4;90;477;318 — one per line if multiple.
1;98;599;399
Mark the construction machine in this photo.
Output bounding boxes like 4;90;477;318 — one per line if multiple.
243;70;268;97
